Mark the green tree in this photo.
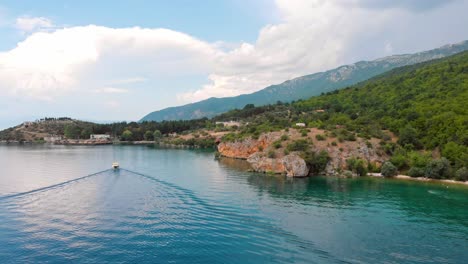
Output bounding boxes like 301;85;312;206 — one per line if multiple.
398;125;421;149
121;130;133;141
303;150;330;174
381;161;398;177
455;167;468;181
144;130;154;141
64;124;80;139
442;142;467;168
243;104;255;110
80;127;92;139
153;130;162;141
425;158;451;179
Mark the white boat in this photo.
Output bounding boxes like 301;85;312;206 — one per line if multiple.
112;162;119;169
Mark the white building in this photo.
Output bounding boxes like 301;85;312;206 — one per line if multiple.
44;135;63;142
295;123;306;127
215;121;242;127
90;134;111;140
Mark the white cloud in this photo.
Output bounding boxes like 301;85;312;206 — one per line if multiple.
15;16;53;32
0;25;218;99
180;0;468;102
0;0;467;110
110;77;147;85
94;87;129;94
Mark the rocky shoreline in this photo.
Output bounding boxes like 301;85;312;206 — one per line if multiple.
369;173;468;186
217;130;388;177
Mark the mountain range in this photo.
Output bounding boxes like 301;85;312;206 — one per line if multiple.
140;40;468;122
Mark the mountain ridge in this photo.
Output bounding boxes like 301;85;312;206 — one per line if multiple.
141;40;468;122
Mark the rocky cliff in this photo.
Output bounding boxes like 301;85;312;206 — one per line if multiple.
217;129;389;177
247;152;309;177
217;132;281;159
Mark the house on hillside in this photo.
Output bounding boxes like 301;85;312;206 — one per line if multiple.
295;123;306;127
315;109;325;113
44;135;63;143
215;121;242;127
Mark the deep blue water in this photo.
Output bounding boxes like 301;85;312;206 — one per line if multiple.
0;144;467;263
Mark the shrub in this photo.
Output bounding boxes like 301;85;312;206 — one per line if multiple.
284;149;290;155
267;150;276;158
273;140;282;149
287;139;309;152
407;167;425;178
280;135;289;141
258;146;264;152
425;158;451;179
408;151;431;168
301;131;308;137
367;162;380;173
381;161;398;177
331;141;337;146
346;157;368;176
345;133;356;141
455;167;468;181
315;134;326;141
390;152;408;170
303;150;330;174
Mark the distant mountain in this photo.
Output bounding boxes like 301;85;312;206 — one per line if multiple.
141;40;468;122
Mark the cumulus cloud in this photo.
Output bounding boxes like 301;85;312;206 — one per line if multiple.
0;0;467;107
0;25;218;99
180;0;468;102
15;16;53;32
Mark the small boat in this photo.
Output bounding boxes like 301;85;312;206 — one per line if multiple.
112;162;119;169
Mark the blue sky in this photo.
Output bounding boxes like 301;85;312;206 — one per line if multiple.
0;0;467;129
0;0;276;49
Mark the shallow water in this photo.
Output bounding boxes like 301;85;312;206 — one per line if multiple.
0;144;467;263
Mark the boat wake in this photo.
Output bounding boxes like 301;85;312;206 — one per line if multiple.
0;169;111;201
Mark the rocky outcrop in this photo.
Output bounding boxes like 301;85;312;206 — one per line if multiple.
321;142;386;175
217;132;281;159
247;153;309;177
217;128;389;177
282;154;309;177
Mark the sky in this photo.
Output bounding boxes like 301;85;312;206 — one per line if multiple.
0;0;467;129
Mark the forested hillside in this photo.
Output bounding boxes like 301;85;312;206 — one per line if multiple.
216;51;468;179
141;40;468;122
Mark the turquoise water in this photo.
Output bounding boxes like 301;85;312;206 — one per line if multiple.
0;144;467;263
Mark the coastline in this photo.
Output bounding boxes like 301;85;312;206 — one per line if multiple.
2;140;466;186
368;172;468;186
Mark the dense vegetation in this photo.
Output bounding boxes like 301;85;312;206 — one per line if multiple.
217;51;468;180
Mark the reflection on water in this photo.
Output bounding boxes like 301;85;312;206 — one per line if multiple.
217;156;253;171
0;145;467;263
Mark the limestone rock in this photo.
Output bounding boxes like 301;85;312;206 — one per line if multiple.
217;132;281;159
246;152;309;177
282;154;309;177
